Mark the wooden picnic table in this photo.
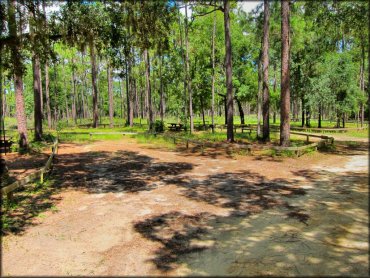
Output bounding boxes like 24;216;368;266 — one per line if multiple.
0;136;14;153
168;123;185;131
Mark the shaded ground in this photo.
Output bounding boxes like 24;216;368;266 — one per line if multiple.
2;150;50;184
2;138;368;276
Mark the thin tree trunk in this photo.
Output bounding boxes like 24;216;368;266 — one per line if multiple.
235;96;245;125
62;61;70;125
280;0;290;146
305;106;310;127
71;58;77;124
262;0;270;141
301;97;305;127
185;3;194;133
342;113;345;128
107;63;114;127
30;5;43;141
44;62;52;129
125;59;131;125
360;41;365;127
32;54;43;141
15;75;28;149
144;48;154;131
140;86;144;120
42;0;51;129
273;63;277;124
39;66;43;117
257;49;262;138
159;55;165;122
129;76;134;127
119;79;123;120
177;2;187;122
53;62;58;128
318;104;322;128
224;0;234;142
211;12;216;133
199;97;205;129
89;39;99;128
134;79;139;118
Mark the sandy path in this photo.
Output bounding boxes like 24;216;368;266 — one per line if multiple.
2;139;368;276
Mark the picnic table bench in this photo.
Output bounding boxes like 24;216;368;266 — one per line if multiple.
168;123;186;131
290;131;334;144
0;136;14;153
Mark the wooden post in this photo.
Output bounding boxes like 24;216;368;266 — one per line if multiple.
6;192;13;201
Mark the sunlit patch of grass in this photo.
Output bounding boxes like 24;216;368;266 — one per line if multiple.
135;133;177;150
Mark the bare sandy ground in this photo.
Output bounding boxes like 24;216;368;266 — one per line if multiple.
2;138;368;276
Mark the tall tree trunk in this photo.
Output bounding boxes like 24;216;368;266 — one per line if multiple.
185;3;194;133
44;62;52;129
107;63;114;127
257;49;262;138
134;79;139;118
200;97;206;128
273;63;277;124
305;106;311;127
262;0;270;141
301;97;305;127
71;58;77;124
177;2;188;123
119;79;123;120
32;54;43;141
89;39;99;128
15;75;28;149
62;60;70;125
235;96;245;125
211;12;216;133
280;0;290;146
318;104;322;128
53;62;58;128
144;48;154;131
129;76;134;127
159;55;165;122
125;59;130;125
360;41;365;127
140;86;144;120
342;113;345;128
39;66;43;117
224;0;234;142
30;5;43;141
42;0;51;129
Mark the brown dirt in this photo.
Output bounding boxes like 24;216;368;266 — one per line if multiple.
2;150;50;183
2;138;368;276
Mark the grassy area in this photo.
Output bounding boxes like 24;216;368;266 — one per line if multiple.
4;116;366;149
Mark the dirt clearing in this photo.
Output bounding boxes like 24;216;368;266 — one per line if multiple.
2;138;368;276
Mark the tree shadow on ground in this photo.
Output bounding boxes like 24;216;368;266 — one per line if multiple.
134;171;309;271
165;171;306;218
3;149;194;236
134;211;215;271
134;168;368;275
54;150;193;194
1;179;62;236
321;141;368;156
4;153;49;182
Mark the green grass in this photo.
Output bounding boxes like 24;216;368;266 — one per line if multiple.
5;116;366;147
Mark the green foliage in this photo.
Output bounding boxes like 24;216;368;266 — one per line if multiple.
154;120;164;133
